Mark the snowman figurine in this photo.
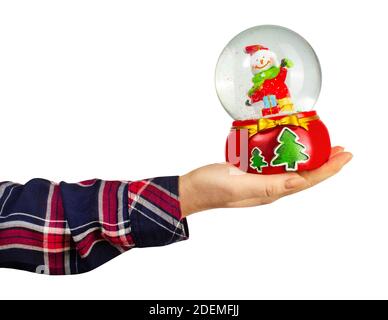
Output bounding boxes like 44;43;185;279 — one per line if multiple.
245;45;294;117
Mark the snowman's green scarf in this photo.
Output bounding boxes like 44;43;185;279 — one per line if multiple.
248;66;280;97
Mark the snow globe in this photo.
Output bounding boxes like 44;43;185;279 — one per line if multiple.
216;25;331;174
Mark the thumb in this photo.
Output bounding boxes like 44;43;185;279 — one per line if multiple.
285;176;307;189
251;173;304;199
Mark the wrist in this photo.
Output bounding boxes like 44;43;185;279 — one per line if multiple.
179;173;204;218
179;174;194;218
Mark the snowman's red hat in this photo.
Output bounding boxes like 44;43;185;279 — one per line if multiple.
244;45;268;55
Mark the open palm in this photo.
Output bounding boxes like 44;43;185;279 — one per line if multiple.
179;146;352;217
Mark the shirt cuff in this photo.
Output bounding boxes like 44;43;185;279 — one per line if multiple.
128;176;189;248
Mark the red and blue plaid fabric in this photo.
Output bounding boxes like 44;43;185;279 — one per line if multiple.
0;176;188;275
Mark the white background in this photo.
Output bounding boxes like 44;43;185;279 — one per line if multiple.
0;0;386;299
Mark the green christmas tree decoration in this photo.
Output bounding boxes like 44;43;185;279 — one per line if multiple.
271;127;310;171
250;147;268;173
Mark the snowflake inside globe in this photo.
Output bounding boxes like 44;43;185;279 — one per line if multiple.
215;25;322;120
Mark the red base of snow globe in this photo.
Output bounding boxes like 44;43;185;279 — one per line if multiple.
226;111;331;174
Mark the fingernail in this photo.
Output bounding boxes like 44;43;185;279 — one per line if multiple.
285;177;306;189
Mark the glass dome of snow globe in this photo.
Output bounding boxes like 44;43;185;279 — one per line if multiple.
215;25;322;120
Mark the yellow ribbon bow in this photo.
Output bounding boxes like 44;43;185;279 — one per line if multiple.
233;114;320;138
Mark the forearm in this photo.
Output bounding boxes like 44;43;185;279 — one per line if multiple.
0;176;189;275
0;148;351;275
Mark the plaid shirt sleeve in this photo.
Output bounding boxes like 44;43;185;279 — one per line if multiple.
0;176;189;275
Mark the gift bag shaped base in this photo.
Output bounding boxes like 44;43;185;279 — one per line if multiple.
226;111;331;174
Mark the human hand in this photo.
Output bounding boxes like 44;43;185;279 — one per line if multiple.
179;146;352;217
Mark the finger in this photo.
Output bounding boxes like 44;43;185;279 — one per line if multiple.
261;174;307;200
261;150;352;196
226;174;300;207
239;170;296;200
330;146;345;158
300;151;353;187
285;176;307;189
228;150;352;204
278;151;352;198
